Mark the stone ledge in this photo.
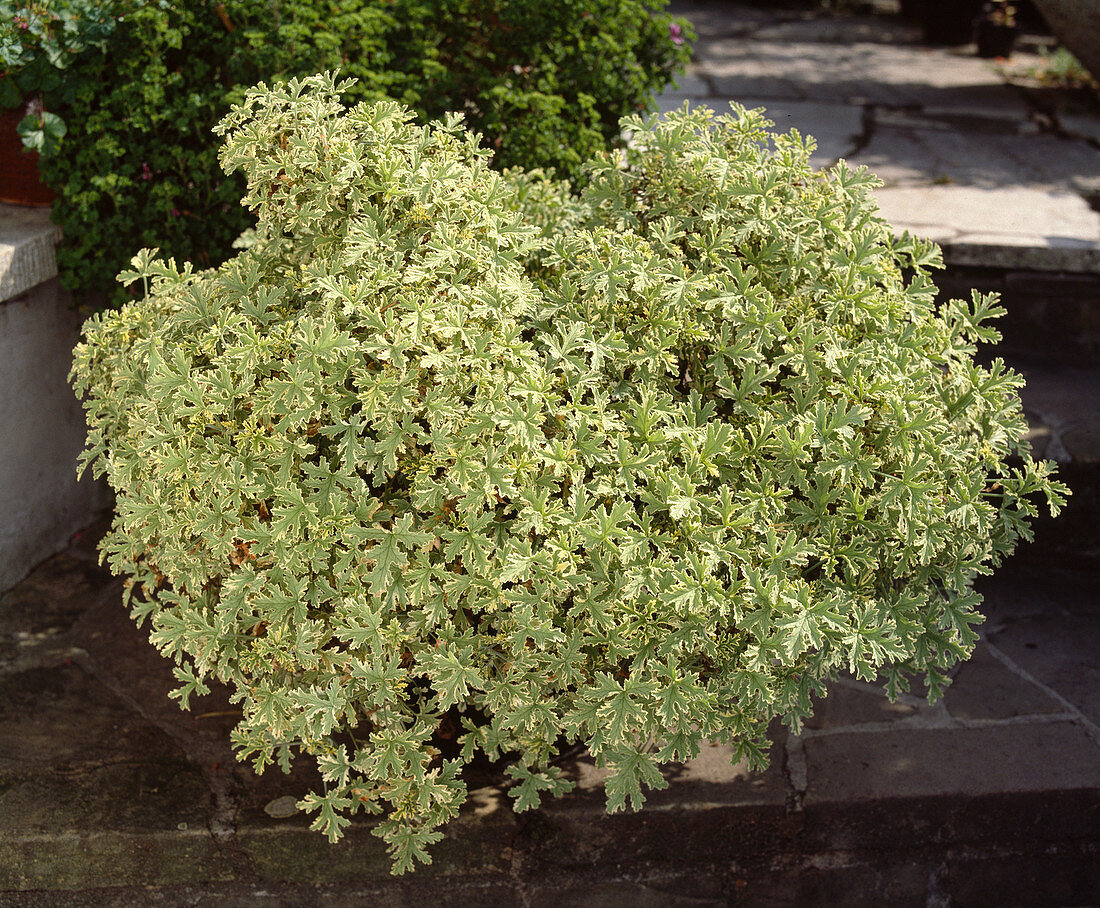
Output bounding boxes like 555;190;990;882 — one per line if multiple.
3;789;1097;900
940;240;1100;274
873;185;1100;275
0;203;61;303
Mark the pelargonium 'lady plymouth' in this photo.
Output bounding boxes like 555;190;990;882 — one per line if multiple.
72;73;1067;873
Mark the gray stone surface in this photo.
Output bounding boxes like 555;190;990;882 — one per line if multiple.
0;662;226;890
666;1;781;40
856;121;1100;188
653;92;864;168
943;644;1066;720
664;70;711;101
939;239;1100;271
752;16;923;46
977;562;1100;621
1062;415;1100;464
1015;363;1100;465
1;496;1099;903
1061;111;1100;144
659;0;1100;272
707;39;1024;109
873;185;1100;270
986;615;1100;727
527;879;725;907
802;681;926;732
0;204;60;302
801;722;1100;803
736;99;864;166
875;184;1100;240
1022;408;1053;459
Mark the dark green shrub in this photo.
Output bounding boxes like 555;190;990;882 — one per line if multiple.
72;75;1066;875
380;0;692;175
34;0;690;302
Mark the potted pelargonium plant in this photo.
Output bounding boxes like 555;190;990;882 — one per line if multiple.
0;0;124;204
72;73;1067;875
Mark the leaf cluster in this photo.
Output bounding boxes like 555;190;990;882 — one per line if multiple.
72;74;1067;874
0;0;143;154
1;1;126;96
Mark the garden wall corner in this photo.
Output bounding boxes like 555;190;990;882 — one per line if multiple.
1;205;112;593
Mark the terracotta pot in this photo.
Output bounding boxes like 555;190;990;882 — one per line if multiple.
0;107;55;208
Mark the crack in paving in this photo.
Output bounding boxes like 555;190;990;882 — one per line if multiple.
782;733;808;812
797;670;1090;739
833;102;879;167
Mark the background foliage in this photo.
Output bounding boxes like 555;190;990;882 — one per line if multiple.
17;0;689;301
0;0;130;154
73;75;1066;873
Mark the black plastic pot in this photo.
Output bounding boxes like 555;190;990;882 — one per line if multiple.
975;20;1018;57
899;0;927;21
923;0;983;44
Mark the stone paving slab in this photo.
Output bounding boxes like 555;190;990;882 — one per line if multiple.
986;616;1100;726
857;123;1100;190
668;0;782;40
802;680;931;732
799;722;1099;803
1016;363;1100;464
661;1;1100;273
699;41;1025;109
874;185;1100;269
729;99;864;167
942;643;1067;720
654;90;864;169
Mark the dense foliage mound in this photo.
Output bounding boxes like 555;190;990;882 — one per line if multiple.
24;0;688;301
73;74;1066;874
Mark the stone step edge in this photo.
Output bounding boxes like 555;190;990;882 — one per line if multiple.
2;787;1096;892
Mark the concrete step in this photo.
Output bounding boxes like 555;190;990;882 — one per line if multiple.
940;267;1100;367
0;525;1097;906
1002;357;1100;565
